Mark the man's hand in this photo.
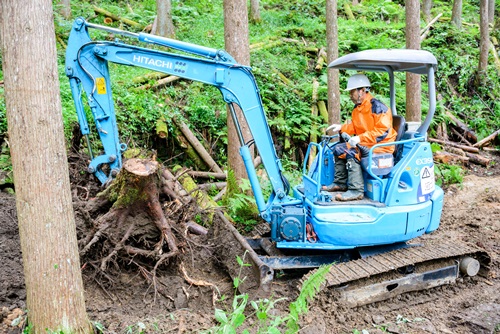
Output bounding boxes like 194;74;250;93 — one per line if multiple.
348;136;360;147
326;124;341;133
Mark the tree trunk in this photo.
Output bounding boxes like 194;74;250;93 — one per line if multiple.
422;0;433;23
405;0;422;123
488;0;495;24
250;0;261;23
326;0;341;124
60;0;71;19
0;0;91;333
223;0;252;183
451;0;463;28
478;0;490;76
155;0;175;38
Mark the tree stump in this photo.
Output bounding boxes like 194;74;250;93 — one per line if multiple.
80;158;179;273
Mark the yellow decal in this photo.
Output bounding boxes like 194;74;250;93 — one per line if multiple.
96;77;107;94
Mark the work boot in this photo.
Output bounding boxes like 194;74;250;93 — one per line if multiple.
323;156;348;192
336;159;364;201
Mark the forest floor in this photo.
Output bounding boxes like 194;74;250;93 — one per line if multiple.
1;152;500;334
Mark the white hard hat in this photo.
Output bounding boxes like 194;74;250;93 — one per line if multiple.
345;74;371;91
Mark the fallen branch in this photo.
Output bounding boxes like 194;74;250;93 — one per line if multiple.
187;171;226;180
173;118;224;174
473;129;500;148
198;182;227;190
420;13;443;42
490;42;500;76
445;110;477;143
428;138;480;153
315;47;327;71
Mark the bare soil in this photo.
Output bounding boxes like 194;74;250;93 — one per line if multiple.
1;154;500;334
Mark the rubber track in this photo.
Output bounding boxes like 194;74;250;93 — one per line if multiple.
303;241;490;289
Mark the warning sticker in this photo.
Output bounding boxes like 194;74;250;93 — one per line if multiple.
96;77;106;94
420;165;435;195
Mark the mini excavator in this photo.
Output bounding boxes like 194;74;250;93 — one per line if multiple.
66;18;489;304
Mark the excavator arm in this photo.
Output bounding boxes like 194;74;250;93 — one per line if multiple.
65;18;294;216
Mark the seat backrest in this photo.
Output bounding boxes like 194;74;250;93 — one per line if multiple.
392;115;407;163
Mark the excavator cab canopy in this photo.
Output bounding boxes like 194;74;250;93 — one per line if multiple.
328;49;437;136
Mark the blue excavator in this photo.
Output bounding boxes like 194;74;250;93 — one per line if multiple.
66;18;489;304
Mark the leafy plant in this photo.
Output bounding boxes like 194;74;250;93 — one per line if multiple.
206;252;331;333
435;163;464;187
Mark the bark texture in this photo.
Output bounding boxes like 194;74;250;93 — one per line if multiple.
326;0;341;125
405;0;422;122
155;0;175;38
451;0;463;28
0;0;91;332
223;0;252;182
479;0;490;75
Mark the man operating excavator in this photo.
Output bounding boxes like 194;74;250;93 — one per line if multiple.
324;74;397;201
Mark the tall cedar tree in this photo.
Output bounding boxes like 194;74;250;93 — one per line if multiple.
155;0;175;38
405;0;422;123
326;0;341;125
0;0;91;332
223;0;253;183
452;0;463;28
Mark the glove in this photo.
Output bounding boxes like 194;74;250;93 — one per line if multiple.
348;135;360;147
326;124;341;133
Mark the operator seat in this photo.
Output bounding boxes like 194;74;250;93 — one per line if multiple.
360;115;406;177
392;115;407;164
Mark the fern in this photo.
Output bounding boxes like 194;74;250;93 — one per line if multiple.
285;264;331;333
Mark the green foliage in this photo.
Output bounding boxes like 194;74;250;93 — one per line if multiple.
206;253;331;333
223;170;259;232
435;163;464;187
0;142;13;185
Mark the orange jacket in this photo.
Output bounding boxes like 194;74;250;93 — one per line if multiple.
341;92;397;154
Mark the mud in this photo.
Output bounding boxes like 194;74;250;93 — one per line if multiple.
1;164;500;333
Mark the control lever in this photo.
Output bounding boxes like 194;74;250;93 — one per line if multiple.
340;133;370;158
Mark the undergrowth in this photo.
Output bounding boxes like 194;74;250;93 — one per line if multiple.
205;252;331;334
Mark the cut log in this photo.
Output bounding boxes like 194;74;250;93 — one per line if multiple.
135;75;180;90
132;72;169;85
433;151;469;164
156;118;168;139
464;152;492;166
428;138;480;153
93;6;144;29
473;129;500;148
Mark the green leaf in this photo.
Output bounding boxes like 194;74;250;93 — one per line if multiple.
214;308;228;324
